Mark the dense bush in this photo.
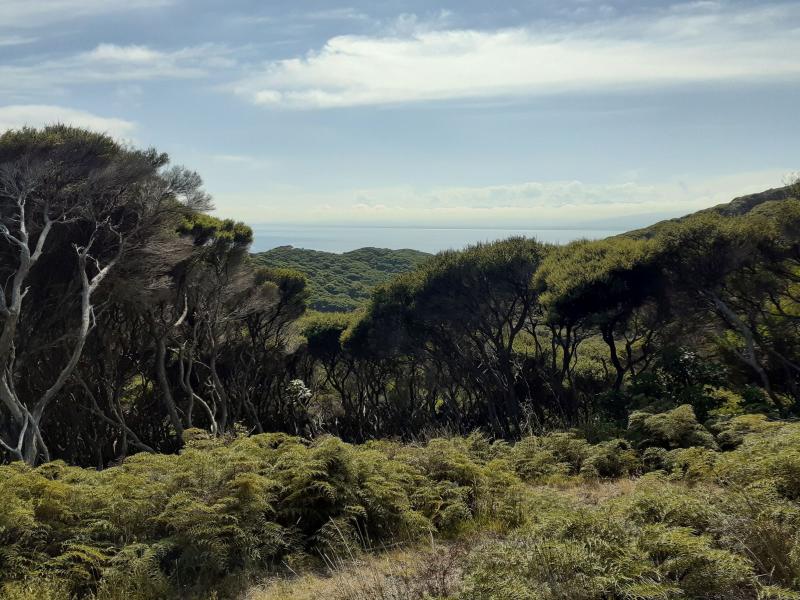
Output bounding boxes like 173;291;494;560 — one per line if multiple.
460;418;800;599
2;414;800;599
628;404;718;450
0;430;523;598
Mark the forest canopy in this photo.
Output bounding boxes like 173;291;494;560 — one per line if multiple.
0;127;798;466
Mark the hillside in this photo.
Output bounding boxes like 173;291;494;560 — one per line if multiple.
624;183;797;239
251;245;431;312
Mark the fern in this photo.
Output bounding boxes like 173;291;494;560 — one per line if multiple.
1;418;799;598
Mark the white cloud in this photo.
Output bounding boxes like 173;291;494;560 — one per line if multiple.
86;44;165;63
0;43;233;95
231;7;370;26
302;8;370;22
0;105;136;139
211;169;788;226
383;10;454;36
231;2;800;108
211;154;275;170
0;0;173;28
0;36;37;47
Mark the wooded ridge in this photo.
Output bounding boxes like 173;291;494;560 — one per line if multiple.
1;126;798;465
251;246;430;312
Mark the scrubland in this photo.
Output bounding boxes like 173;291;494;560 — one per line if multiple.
3;408;800;599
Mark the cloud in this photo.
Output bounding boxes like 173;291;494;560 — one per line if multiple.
230;6;370;26
0;105;136;139
0;0;173;28
211;154;275;170
76;43;235;75
0;36;37;47
0;43;234;95
382;10;454;36
302;8;370;22
85;44;166;63
211;169;788;226
231;2;800;108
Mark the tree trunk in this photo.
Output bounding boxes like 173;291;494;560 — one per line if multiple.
601;323;625;392
155;337;185;439
710;293;776;400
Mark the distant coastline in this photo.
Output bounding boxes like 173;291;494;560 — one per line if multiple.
250;225;626;253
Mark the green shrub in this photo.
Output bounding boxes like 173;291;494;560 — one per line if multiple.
636;523;754;597
628;404;718;450
510;432;590;480
642;447;669;472
610;474;716;531
710;413;784;450
716;423;800;500
0;577;73;600
665;446;719;481
708;387;748;418
580;438;641;478
460;493;756;600
459;538;618;600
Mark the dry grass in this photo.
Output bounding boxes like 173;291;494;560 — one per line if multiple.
246;541;467;600
246;481;647;600
553;477;638;505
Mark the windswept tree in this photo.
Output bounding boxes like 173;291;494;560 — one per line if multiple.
536;237;665;399
655;214;773;399
346;238;548;436
230;266;309;433
0;126;207;464
166;215;308;435
654;200;800;409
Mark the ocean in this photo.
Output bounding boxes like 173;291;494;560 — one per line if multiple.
250;225;625;254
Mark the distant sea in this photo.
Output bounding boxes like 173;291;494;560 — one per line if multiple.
251;225;626;254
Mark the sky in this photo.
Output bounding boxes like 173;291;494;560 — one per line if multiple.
0;0;798;229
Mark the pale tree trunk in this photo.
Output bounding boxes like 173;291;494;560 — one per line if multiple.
177;333;219;434
0;189;122;463
23;233;121;462
0;187;54;462
208;351;229;433
75;376;155;455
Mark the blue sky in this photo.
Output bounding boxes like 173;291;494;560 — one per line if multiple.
0;0;798;228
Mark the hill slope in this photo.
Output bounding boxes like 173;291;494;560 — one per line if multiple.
624;183;796;239
251;245;431;312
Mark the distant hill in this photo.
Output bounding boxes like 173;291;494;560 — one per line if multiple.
251;246;431;312
624;184;796;239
